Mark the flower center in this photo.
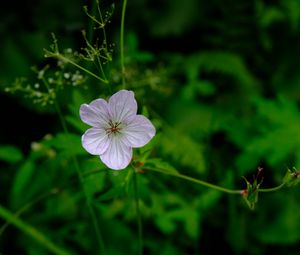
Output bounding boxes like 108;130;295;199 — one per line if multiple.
106;120;122;136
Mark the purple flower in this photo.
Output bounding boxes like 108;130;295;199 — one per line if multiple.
80;90;156;170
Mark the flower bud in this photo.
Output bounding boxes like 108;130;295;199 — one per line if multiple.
283;168;300;187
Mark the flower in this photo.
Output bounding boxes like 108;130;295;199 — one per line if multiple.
79;90;156;170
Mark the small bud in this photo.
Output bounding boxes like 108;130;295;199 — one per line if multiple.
283;168;300;187
241;167;263;210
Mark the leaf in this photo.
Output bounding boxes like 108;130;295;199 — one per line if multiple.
236;97;300;174
65;115;87;132
45;133;85;156
0;145;23;163
84;171;106;199
10;160;35;208
159;127;206;174
145;158;178;174
185;51;258;89
255;196;300;244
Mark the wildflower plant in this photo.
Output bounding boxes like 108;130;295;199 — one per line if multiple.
1;0;300;255
80;89;156;170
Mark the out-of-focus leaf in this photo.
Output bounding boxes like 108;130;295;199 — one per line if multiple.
10;160;35;208
65;115;87;132
0;145;23;163
236;98;300;174
145;158;178;174
45;133;85;156
255;196;300;244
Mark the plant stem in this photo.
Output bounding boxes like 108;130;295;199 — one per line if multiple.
0;189;59;236
53;100;106;254
0;204;71;255
133;169;143;255
144;167;242;195
46;52;108;84
40;77;106;254
120;0;128;88
258;183;285;193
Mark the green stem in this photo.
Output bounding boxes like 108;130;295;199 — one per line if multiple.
46;52;108;84
0;204;71;255
41;78;105;254
120;0;128;88
53;100;106;254
0;189;59;236
133;169;143;255
86;0;98;42
144;167;242;195
259;183;285;193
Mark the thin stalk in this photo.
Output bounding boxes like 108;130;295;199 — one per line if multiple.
144;167;242;195
133;169;143;255
81;30;108;83
47;52;108;84
0;189;59;236
259;183;285;193
53;100;106;254
0;205;71;255
120;0;128;88
87;0;98;42
41;78;106;254
96;0;108;46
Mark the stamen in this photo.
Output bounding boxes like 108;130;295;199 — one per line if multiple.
106;120;122;135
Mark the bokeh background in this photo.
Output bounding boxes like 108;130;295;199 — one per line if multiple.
1;0;300;254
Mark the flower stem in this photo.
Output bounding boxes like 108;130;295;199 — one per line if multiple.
41;78;106;254
58;54;108;84
53;100;106;254
120;0;128;88
0;204;71;255
133;169;143;255
44;51;108;84
258;183;285;193
144;167;242;195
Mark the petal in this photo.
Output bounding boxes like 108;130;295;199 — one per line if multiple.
100;136;132;170
82;127;110;155
122;115;156;148
80;99;110;127
108;90;137;123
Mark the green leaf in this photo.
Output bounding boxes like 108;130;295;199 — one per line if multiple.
255;196;300;244
0;145;23;163
45;133;85;156
10;160;35;208
159;127;206;173
145;158;178;174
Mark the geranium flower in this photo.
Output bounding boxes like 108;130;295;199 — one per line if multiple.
79;90;156;170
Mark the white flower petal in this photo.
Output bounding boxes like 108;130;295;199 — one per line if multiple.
100;136;132;170
80;99;110;127
122;115;156;147
108;90;137;123
82;127;110;155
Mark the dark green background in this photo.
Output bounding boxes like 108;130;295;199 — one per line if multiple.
1;0;300;254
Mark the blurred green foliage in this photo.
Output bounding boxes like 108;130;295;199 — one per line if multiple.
1;0;300;254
